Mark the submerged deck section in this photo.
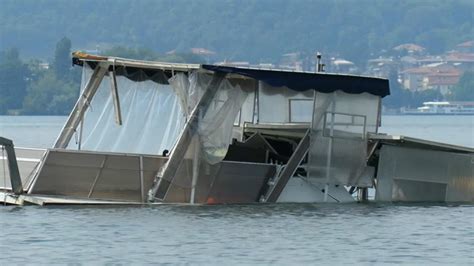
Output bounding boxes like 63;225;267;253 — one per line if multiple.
370;134;473;202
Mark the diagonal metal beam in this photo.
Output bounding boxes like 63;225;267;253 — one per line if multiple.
54;62;109;149
109;62;122;125
264;129;310;202
148;72;226;202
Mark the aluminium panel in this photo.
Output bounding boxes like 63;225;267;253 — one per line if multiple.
375;145;474;202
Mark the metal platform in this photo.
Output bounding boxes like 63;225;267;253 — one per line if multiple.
0;146;45;191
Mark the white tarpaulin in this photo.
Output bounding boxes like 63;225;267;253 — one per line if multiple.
68;65;185;155
169;72;250;164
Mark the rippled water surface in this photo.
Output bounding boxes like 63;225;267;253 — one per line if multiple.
0;115;473;264
2;204;473;264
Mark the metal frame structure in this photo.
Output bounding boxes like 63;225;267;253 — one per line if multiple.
0;137;22;194
3;52;469;206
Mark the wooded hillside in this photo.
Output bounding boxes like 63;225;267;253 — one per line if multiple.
1;0;472;64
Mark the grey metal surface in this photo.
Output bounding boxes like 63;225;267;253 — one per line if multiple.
162;159;276;204
369;133;474;154
206;161;276;204
29;149;167;202
0;147;45;191
0;191;149;206
75;54;201;72
28;149;275;204
376;145;474;202
0;137;22;194
243;122;309;139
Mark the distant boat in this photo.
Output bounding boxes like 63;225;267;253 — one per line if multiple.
401;101;474;115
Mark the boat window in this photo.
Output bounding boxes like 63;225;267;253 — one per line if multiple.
258;82;314;123
323;112;367;140
289;99;314;123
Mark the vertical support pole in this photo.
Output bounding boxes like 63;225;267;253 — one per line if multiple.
256;81;261;124
148;72;226;202
251;79;257;124
139;156;145;202
324;94;336;202
78;117;84;150
376;97;382;132
358;187;368;202
109;61;122;126
54;62;109;149
190;138;200;204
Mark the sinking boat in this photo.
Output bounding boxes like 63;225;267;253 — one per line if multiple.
1;52;473;205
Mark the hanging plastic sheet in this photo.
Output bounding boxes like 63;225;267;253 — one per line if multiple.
231;78;256;126
68;65;185;155
169;72;250;164
165;72;250;202
308;91;380;186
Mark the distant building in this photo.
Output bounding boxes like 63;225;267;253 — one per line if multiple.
456;40;474;53
189;48;217;63
214;60;250;67
444;52;474;71
402;63;461;95
330;59;357;73
426;69;462;96
280;52;303;71
393;43;426;55
367;57;398;78
190;48;216;56
402;67;432;91
257;63;275;69
38;62;49;69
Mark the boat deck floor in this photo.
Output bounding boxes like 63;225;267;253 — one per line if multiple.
0;191;155;206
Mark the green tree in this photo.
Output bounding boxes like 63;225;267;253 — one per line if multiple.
53;37;72;80
382;70;411;108
102;46;158;61
411;89;443;107
0;48;30;114
22;71;78;115
450;71;474;101
102;46;205;63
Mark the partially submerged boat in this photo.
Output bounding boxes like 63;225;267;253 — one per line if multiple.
1;52;473;205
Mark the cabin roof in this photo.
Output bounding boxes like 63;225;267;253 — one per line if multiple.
72;51;390;97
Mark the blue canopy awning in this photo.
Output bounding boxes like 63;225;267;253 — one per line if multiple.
202;65;390;97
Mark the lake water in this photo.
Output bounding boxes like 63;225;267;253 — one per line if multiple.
0;115;473;264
